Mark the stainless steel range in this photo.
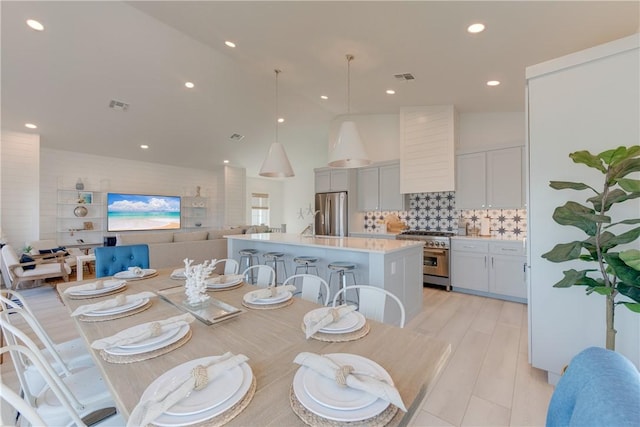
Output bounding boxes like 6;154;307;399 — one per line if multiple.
396;230;454;291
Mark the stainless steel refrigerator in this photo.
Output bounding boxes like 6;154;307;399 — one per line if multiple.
314;191;348;236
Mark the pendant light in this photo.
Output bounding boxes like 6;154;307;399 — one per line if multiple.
259;69;295;177
328;54;371;168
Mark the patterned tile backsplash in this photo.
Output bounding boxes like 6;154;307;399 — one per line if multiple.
362;191;527;238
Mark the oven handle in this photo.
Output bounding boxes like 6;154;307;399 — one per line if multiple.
423;249;448;255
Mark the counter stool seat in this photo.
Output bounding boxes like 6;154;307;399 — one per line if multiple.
263;252;288;285
293;256;320;276
239;249;260;284
328;261;358;305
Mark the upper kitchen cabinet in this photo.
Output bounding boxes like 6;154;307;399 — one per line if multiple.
357;161;407;211
314;168;354;193
399;106;456;194
456;146;524;209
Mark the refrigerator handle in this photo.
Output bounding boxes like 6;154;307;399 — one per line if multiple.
326;197;331;235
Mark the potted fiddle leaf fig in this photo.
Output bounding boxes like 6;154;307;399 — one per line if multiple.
542;145;640;350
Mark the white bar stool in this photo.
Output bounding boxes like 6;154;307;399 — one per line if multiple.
328;261;358;305
293;256;320;276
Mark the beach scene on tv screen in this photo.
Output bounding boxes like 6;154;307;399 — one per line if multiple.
107;193;181;231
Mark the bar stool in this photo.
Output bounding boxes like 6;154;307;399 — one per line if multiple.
239;249;260;284
293;256;320;276
263;252;288;285
328;261;358;305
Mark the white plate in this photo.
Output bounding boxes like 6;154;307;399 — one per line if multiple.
170;269;186;280
303;307;359;332
105;323;190;356
114;268;157;279
244;290;292;305
140;356;253;426
293;353;391;421
319;312;366;335
83;298;148;317
117;322;185;350
205;276;243;289
68;280;126;296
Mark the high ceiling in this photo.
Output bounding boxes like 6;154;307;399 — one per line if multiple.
2;1;638;175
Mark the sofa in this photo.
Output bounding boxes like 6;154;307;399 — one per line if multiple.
115;229;245;269
0;245;71;290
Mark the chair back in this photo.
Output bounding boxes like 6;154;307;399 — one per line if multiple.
0;373;47;427
283;274;330;305
94;244;149;278
242;265;275;287
214;258;239;275
332;285;406;327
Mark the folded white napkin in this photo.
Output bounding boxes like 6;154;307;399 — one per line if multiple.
64;279;123;294
90;313;195;350
293;352;407;412
207;274;243;284
127;352;249;427
128;266;144;277
246;285;297;302
305;305;357;339
71;291;156;317
170;268;185;278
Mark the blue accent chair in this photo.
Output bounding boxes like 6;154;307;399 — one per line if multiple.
546;346;640;427
94;244;150;278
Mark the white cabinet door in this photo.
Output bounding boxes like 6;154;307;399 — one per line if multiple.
490;254;527;299
379;164;404;211
315;170;331;193
487;147;523;208
357;167;380;211
329;169;350;192
451;250;488;292
455;152;487;209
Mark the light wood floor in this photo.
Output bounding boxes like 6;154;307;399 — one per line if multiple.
1;282;554;426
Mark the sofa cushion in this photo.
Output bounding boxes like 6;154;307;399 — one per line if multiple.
20;254;36;270
208;228;243;239
173;231;208;242
246;225;270;234
117;232;173;245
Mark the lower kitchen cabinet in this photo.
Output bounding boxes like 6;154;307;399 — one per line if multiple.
451;239;527;303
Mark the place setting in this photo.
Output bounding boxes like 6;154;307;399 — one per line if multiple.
71;291;156;322
114;266;158;280
63;279;127;300
303;304;369;342
241;284;297;310
91;313;195;363
205;273;244;291
127;352;255;427
290;352;406;426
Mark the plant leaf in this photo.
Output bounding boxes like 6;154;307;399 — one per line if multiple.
549;181;593;191
590;286;613;296
607;227;640;248
617;178;640;193
608;158;640;185
552;269;600;288
604;218;640;229
570;150;606;173
619;302;640;313
542;242;583;262
552;202;598;236
599;145;640;167
604;252;640;285
620;249;640;271
617;283;640;304
587;189;639;212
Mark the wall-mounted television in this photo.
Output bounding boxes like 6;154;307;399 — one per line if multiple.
107;193;181;232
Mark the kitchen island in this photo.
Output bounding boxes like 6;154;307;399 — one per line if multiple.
226;233;424;325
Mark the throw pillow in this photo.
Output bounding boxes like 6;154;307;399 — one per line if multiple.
20;254;36;270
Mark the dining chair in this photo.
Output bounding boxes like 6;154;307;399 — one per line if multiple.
0;344;123;427
241;264;275;287
94;244;149;278
283;274;330;306
213;258;240;275
1;372;47;427
332;285;406;327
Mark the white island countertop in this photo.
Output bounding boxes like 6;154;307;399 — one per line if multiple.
225;233;424;254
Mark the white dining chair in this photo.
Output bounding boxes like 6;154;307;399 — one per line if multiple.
332;285;406;328
213;258;240;275
283;274;330;306
242;264;276;288
0;345;123;427
1;376;47;427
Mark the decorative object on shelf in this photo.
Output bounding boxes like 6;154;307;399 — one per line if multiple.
83;222;94;230
183;258;216;307
542;145;640;351
74;205;88;217
78;191;92;204
328;54;371;168
75;178;84;190
259;69;295;178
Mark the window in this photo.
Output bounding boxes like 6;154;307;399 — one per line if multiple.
251;193;270;226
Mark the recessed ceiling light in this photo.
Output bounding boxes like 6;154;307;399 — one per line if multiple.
224;41;236;48
25;123;37;129
26;19;44;31
277;118;285;123
140;144;149;149
386;89;396;95
320;95;328;100
487;80;501;86
185;82;195;89
467;23;485;34
223;160;230;164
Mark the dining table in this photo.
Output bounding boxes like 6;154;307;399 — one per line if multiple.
57;268;451;426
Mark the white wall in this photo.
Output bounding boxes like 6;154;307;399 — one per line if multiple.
457;112;525;153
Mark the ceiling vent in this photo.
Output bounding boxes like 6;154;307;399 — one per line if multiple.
109;100;129;111
229;133;244;141
394;73;415;81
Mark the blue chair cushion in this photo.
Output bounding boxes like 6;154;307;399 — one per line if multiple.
546;346;640;427
94;244;150;278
